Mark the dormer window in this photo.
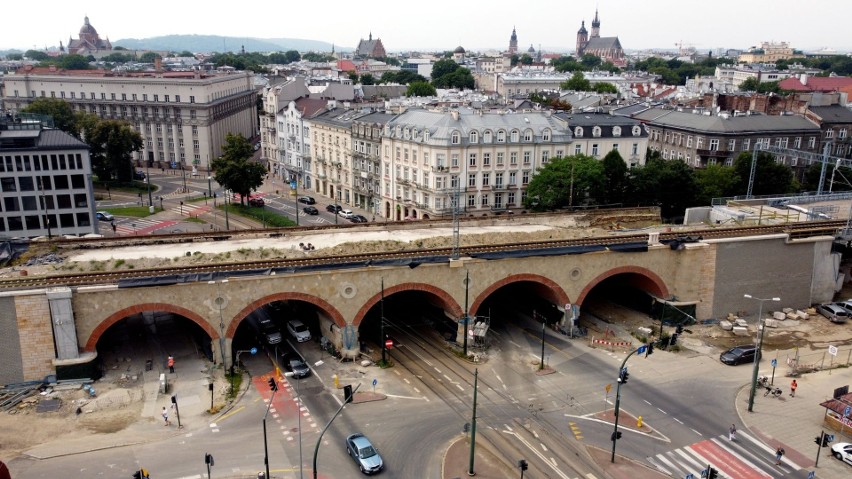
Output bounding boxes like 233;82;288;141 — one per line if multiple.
523;129;533;141
574;127;584;137
497;129;506;142
424;129;430;141
404;127;410;139
632;125;642;136
483;130;493;143
593;126;602;137
469;131;479;143
396;126;402;137
612;126;622;137
412;128;419;140
451;131;461;144
542;128;551;141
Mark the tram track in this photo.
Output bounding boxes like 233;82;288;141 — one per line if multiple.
1;219;844;291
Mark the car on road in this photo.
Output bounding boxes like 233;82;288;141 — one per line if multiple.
326;204;342;213
350;215;368;223
280;351;311;379
816;303;849;323
345;433;383;475
96;211;114;222
719;344;757;365
302;206;319;215
298;196;316;205
248;197;265;207
832;442;852;466
133;170;146;180
338;209;354;219
286;319;312;342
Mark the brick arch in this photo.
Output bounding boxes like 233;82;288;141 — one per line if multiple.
470;273;571;315
84;303;215;352
575;266;669;305
227;292;346;338
352;282;463;327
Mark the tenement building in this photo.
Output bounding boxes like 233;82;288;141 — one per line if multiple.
2;66;257;175
0;113;96;238
555;113;648;168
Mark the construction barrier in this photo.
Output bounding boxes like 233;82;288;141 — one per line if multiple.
590;337;632;351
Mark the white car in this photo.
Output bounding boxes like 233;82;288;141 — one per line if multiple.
286;319;311;342
338;209;354;219
832;442;852;466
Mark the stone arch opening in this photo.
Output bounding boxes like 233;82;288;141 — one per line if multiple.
471;273;571;327
84;303;216;353
227;292;345;339
575;267;670;322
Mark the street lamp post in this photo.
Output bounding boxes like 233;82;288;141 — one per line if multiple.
744;294;781;412
285;372;304;479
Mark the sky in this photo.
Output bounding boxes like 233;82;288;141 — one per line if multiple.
3;0;850;53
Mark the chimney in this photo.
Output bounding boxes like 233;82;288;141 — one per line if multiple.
450;110;460;120
155;56;162;72
800;73;808;85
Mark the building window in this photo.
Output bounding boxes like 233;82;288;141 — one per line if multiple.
686;136;693;148
826;130;834;139
190;96;195;103
541;151;550;163
840;129;848;139
496;152;504;165
468;174;476;187
522;171;530;185
452;131;461;144
511;130;519;142
497;130;506;142
523;129;533;142
175;95;181;103
632;143;639;156
794;137;802;148
483;153;491;166
592;126;601;137
710;139;719;151
495;172;503;188
523;151;531;164
574;127;583;137
508;192;516;206
469;131;478;143
484;130;492;143
509;171;516;185
808;137;816;148
592;144;599;156
482;172;490;187
452;154;459;167
153;95;159;102
510;152;518;165
481;194;489;206
468;195;476;207
469;153;477;166
575;144;582;155
542;128;551;141
728;139;736;151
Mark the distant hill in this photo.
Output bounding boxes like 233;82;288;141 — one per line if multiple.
113;35;349;54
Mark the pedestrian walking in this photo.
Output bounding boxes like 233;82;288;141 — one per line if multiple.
162;406;171;426
168;355;175;374
110;221;116;234
775;445;785;465
790;379;797;397
729;424;737;441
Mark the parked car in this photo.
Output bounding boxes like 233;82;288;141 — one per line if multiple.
96;211;114;222
817;303;849;323
286;319;312;342
303;206;319;215
248;197;265;207
338;209;354;219
719;344;757;365
298;196;316;205
350;215;368;223
832;442;852;466
345;433;383;475
281;351;311;379
326;204;342;213
246;309;282;345
133;170;146;180
835;299;852;315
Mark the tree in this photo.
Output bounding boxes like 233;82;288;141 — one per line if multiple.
140;52;161;63
284;50;301;63
601;150;629;204
54;54;91;70
81;117;143;183
7;53;23;61
694;164;738;205
560;71;591;91
802;162;852;192
21;98;82;138
359;74;375;85
520;54;533;65
406;81;437;97
627;156;697;221
731;152;796;196
211;133;266;205
347;72;359;83
580;54;602;69
593;82;618;94
379;70;426;85
510;54;520;67
24;50;49;61
303;52;334;62
430;59;459;80
524;155;604;210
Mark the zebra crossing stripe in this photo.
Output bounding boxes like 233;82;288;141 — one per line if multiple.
676;446;708;472
720;437;784;473
708;438;773;478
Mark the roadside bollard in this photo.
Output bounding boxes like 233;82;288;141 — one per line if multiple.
333;374;339;389
637;416;643;428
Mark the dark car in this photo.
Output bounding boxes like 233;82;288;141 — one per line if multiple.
298;196;316;205
720;345;757;365
346;433;383;475
281;352;311;379
133;170;146;180
303;206;319;215
349;215;368;223
326;204;342;213
248;197;265;207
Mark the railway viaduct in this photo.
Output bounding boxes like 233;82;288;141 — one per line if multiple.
0;227;840;384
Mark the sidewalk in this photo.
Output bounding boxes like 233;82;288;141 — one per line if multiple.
736;366;852;477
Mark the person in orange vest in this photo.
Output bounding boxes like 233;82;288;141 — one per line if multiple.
168;355;175;373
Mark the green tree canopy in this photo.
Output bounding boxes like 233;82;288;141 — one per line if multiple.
101;52;135;63
139;52;162;63
694;163;738;205
7;53;23;61
303;52;335;62
406;81;437;97
430;58;459;80
626;155;697;220
524;155;604;210
21;98;82;138
359;74;375;85
560;71;591;91
81;116;143;183
52;54;91;70
433;66;475;90
580;55;602;69
520;54;533;65
602;150;629;204
284;50;301;63
211;134;267;204
802;162;852;192
593;82;618;94
25;50;49;61
379;70;427;84
731;152;796;196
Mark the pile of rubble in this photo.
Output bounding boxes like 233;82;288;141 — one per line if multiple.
720;307;815;335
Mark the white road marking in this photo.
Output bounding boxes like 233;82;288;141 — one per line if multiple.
657;408;667;414
540;443;548;452
673;417;684;425
691;428;703;436
456;384;464;391
644;400;652;406
502;430;572;479
384;394;429;400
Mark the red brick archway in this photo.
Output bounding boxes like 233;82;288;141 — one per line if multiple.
470;273;571;315
84;303;216;352
575;266;669;305
227;292;346;338
352;282;463;327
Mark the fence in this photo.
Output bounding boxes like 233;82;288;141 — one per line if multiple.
784;346;852;376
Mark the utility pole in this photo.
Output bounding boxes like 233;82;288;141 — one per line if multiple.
468;368;478;476
463;270;470;356
380;278;386;364
313;383;361;479
611;345;646;462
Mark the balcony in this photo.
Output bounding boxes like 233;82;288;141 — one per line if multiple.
696;149;730;158
432;165;449;173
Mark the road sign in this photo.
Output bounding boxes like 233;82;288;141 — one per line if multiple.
771;358;777;367
385;339;394;349
829;345;838;356
685;474;695;479
250;347;257;355
827;434;835;442
372;378;378;387
605;383;612;394
808;471;815;479
637;345;647;354
844;405;851;417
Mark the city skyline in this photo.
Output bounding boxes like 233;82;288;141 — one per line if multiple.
3;0;851;54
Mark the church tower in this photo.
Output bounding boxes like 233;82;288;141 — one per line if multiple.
576;21;588;56
509;27;518;54
591;9;600;38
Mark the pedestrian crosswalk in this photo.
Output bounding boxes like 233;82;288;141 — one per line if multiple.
114;218;179;235
648;431;801;479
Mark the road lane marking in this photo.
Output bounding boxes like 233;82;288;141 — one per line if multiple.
216;406;245;422
673;417;684;425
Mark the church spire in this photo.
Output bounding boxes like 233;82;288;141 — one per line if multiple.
591;9;600;38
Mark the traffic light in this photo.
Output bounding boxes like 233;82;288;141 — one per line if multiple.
267;377;278;392
815;435;822;446
822;434;832;447
170;395;176;404
610;431;622;441
646;342;654;357
675;324;684;334
707;467;718;479
133;472;141;479
670;333;678;345
132;469;149;479
618;368;629;384
343;384;353;403
518;459;528;471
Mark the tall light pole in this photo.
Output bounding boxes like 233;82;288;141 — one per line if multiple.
744;294;780;412
207;155;213;198
462;270;470;357
285;371;304;479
